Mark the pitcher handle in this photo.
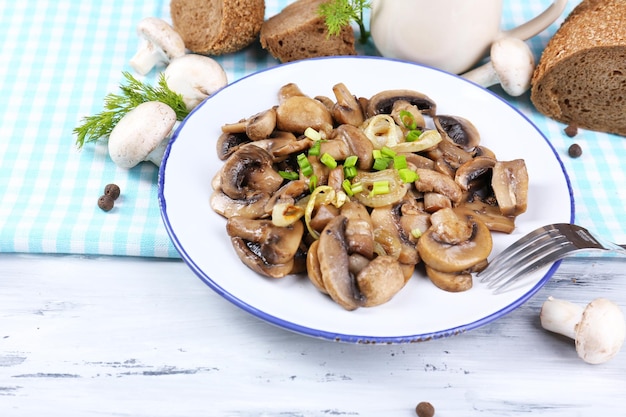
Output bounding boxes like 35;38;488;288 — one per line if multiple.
501;0;568;40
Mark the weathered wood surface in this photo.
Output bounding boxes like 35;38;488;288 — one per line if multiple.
1;253;625;416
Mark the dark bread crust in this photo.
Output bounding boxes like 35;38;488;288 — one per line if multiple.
530;0;626;136
171;0;265;55
260;0;357;63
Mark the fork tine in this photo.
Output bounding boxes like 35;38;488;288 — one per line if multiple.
490;246;575;294
478;227;562;282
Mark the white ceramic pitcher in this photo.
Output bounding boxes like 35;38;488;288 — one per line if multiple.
370;0;568;74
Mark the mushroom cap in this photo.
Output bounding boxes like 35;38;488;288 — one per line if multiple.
575;298;626;364
137;17;186;60
108;101;176;169
164;54;228;110
490;37;535;96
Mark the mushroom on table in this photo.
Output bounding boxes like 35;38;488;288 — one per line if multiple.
130;17;186;76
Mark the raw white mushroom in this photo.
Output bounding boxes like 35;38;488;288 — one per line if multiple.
130;17;186;76
164;54;228;110
461;37;535;97
540;296;626;364
108;101;177;169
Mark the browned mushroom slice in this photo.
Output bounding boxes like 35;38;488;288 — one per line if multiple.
340;200;375;259
492;159;529;216
366;89;437;118
414;168;463;204
425;266;473;292
417;209;493;273
216;131;250;160
390;100;426;130
308;203;340;235
331;83;365;126
318;215;362;311
331;124;374;170
306;240;328;294
226;217;304;265
278;83;306;103
356;256;406;307
276;95;333;136
454;201;516;234
220;146;284;200
370;203;419;266
210;189;270;219
455;156;497;191
434;115;481;152
423;192;452;213
230;237;295;279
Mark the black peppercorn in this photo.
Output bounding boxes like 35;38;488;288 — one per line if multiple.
98;195;115;212
568;143;582;158
104;183;121;200
564;124;578;137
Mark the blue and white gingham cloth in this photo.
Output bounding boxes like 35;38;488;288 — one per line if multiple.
0;0;624;258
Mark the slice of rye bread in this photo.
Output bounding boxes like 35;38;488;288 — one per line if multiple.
260;0;357;63
170;0;265;55
530;0;626;136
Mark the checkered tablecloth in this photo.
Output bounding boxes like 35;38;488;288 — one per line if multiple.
1;0;624;258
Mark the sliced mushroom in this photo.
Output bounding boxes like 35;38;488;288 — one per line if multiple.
306;240;328;294
429;207;473;244
331;82;365;126
308;203;340;235
317;216;362;311
210;189;270;219
278;83;306;103
425;266;474;292
216;131;250;161
455;156;497;191
226;216;304;266
276;95;334;136
366;89;437;118
370;203;419;266
220;146;284;200
491;159;529;216
390;100;426;130
222;108;277;141
417;210;493;273
454;201;516;234
356;255;406;307
434;115;481;152
414;168;463;204
423;192;452;213
331;124;374;170
341;200;375;259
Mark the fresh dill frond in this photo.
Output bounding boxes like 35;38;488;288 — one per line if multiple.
73;71;188;148
318;0;371;44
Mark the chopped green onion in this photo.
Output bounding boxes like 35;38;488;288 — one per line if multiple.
406;129;423;142
343;165;357;179
411;228;423;239
399;110;417;130
372;149;382;159
279;170;299;181
381;146;396;158
344;155;358;168
351;182;364;194
398;168;418;183
297;153;314;177
393;155;407;170
304;127;322;141
320;152;338;169
372;157;391;171
369;180;390;197
309;174;318;192
342;179;354;196
308;140;321;156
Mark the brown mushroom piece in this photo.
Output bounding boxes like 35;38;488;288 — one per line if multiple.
356;255;406;307
306;240;328;294
454;201;516;234
340;200;375;259
216;131;251;161
390;100;426;130
370;203;419;266
455;156;497;192
278;82;306;103
491;159;529;216
226;216;304;278
331;124;374;170
276;95;334;136
221;108;278;141
424;265;474;292
210;188;271;219
331;82;365;126
434;115;481;152
220;146;284;200
366;89;437;118
317;215;363;311
414;168;463;204
417;208;493;274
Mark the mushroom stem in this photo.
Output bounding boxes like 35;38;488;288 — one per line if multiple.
130;43;165;76
540;296;582;340
461;37;535;97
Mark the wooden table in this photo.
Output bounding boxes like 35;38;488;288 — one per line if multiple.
2;253;624;416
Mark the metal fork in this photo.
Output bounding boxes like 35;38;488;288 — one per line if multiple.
478;223;626;294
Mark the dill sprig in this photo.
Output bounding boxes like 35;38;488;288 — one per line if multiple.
318;0;371;44
73;71;188;148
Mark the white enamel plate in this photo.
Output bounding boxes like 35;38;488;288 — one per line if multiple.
159;56;573;343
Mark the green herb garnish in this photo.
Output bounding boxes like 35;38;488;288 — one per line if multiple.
73;71;188;148
318;0;371;44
